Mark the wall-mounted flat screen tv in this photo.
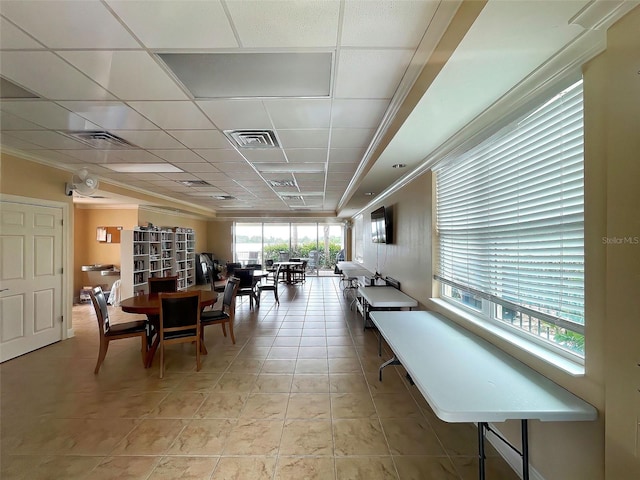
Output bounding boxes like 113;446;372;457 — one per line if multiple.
371;206;392;244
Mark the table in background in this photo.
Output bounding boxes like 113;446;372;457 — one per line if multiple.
120;290;218;367
273;261;303;284
369;310;597;480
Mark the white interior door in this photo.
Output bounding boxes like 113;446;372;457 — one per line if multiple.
0;201;63;362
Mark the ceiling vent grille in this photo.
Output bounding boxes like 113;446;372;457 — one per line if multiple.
224;129;279;149
63;130;136;149
212;195;236;200
177;180;211;187
268;179;297;188
280;195;303;201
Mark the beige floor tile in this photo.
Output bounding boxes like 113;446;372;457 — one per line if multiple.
167;419;236;455
240;393;289;419
451;455;520;480
329;357;364;374
332;393;377;419
380;417;446;456
291;373;330;392
261;359;297;373
330;373;370;393
213;373;258;392
90;456;160;480
227;358;265;374
149;391;207;418
110;418;186;455
212;456;277;480
252;374;294;393
148;456;219;480
223;419;284;455
393;456;459;480
280;419;334;455
300;337;327;347
1;454;103;480
335;456;399;480
372;393;422;419
195;392;248;419
297;346;329;358
275;456;336;480
333;418;390;456
286;393;331;419
295;358;329;374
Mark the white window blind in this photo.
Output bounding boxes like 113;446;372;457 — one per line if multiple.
435;80;584;334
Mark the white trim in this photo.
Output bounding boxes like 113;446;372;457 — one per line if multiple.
0;193;72;341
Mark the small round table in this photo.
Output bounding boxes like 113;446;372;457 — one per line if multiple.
120;290;218;367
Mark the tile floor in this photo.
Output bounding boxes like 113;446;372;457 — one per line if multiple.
1;277;519;480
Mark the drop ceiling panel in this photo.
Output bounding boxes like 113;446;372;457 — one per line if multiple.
0;101;100;130
0;111;46;130
341;0;438;48
177;163;221;174
193;148;247;163
59;101;157;130
335;49;415;99
0;133;42;150
160;52;332;98
0;17;44;49
0;0;139;49
226;0;340;47
277;129;329;149
197;100;272;130
0;52;115;101
328;148;364;164
8;130;89;149
264;99;331;129
331;99;390;128
59;51;188;100
128;101;215;130
149;149;207;164
284;149;328;163
106;0;238;49
329;129;374;148
241;149;287;163
110;130;184;149
168;130;230;149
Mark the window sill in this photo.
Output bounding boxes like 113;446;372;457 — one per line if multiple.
427;298;585;376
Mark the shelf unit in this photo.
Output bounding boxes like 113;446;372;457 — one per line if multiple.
120;227;195;299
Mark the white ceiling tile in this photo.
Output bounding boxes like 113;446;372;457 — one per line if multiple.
227;0;340;47
329;129;374;149
58;51;188;100
193;149;247;163
0;101;100;130
0;0;139;49
285;149;328;163
128;101;215;130
7;130;89;149
335;49;414;99
168;130;230;149
197;100;272;130
328;148;365;164
0;111;45;130
341;0;438;48
62;149;122;164
149;149;207;164
0;52;115;100
328;163;358;174
0;17;44;49
177;163;221;174
103;150;172;163
0;132;43;150
110;130;184;149
59;101;157;130
106;0;237;49
241;149;287;163
264;99;331;129
331;99;390;128
277;129;329;149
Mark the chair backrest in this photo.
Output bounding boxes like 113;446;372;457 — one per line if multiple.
89;286;110;335
148;275;178;294
278;251;290;261
234;268;254;289
223;276;240;311
265;259;274;267
226;262;242;276
308;250;317;268
245;263;262;270
159;291;201;334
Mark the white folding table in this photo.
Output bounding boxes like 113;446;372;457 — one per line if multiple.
356;285;418;330
369;310;597;480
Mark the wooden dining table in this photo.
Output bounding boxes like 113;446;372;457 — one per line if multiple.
120;289;218;367
273;261;303;284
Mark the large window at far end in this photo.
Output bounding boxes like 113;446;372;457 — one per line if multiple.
434;79;585;358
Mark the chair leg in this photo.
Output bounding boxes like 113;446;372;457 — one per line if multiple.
221;323;227;337
159;343;165;379
274;289;279;305
196;335;201;372
200;329;209;355
228;319;236;344
94;338;109;374
140;334;147;366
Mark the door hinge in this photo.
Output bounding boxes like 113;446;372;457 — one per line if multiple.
59;316;63;323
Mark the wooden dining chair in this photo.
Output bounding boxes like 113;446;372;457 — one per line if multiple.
234;268;259;310
258;264;281;305
201;276;240;350
89;286;148;374
148;275;178;294
158;290;201;378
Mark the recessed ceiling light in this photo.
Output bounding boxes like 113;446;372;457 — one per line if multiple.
104;163;183;173
255;163;325;173
392;163;407;169
268;179;297;188
177;180;211;187
364;192;375;196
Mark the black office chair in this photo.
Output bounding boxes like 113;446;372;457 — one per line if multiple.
258;264;281;305
89;286;148;374
158;291;202;378
201;277;240;348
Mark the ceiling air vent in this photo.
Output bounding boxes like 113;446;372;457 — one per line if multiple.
224;130;279;149
177;180;211;187
280;195;303;201
268;179;297;188
63;130;136;149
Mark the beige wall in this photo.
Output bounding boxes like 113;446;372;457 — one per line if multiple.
206;220;234;264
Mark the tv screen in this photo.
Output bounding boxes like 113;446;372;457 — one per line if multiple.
371;206;392;244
